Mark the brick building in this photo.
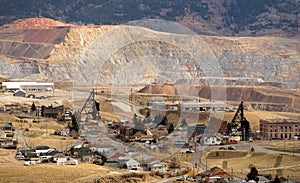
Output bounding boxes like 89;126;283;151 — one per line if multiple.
260;119;300;140
41;105;64;119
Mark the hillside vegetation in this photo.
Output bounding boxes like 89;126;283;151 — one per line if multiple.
0;0;299;37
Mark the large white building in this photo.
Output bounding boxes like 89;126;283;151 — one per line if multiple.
1;82;54;91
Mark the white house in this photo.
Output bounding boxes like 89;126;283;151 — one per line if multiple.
203;136;222;146
60;128;70;137
126;159;140;170
0;131;7;139
53;154;68;165
34;146;55;155
148;161;167;172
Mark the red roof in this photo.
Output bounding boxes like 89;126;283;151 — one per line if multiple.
110;152;126;159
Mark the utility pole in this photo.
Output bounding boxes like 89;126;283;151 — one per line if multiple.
293;137;296;155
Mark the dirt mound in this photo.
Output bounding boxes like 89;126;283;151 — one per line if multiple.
2;18;72;29
138;84;178;95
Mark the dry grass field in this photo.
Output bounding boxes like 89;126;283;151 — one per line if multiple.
202;150;300;181
258;140;300;153
0;163;110;183
0;149;19;164
25;134;77;151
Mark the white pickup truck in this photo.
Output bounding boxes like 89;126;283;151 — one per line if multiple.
24;161;36;166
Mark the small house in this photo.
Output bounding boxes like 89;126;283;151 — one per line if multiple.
148;161;167;172
0;131;7;139
3;122;13;131
60;128;70;137
0;139;16;149
199;166;232;181
203;136;222;146
34;146;55;155
133;131;145;141
126;159;140;170
27;94;36;99
140;135;154;142
108;152;126;162
13;89;26;97
54;153;68;165
41;105;64;118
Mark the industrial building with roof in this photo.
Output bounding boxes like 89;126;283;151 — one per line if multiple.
1;82;54;91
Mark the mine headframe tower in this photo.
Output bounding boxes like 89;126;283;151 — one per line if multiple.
227;101;251;141
76;89;100;128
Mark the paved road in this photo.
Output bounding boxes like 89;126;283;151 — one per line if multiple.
234;141;300;156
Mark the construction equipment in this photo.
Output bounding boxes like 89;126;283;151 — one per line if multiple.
227;102;251;141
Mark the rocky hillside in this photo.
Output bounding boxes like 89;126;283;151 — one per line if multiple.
0;0;299;37
0;18;298;89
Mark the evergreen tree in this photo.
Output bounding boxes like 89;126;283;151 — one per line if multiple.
247;166;259;181
167;123;174;134
31;102;36;112
274;175;280;183
70;112;79;132
101;150;107;164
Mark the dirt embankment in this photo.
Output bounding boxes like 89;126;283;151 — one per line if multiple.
138;84;300;111
0;18;113;62
47;25;113;63
75;172;160;183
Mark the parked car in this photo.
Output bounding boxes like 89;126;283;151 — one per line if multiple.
218;146;226;150
180;149;195;154
187;177;197;181
186;149;195;154
228;146;236;150
24;161;36;166
176;176;186;181
15;154;25;159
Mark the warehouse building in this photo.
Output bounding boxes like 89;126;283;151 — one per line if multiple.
1;82;54;91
